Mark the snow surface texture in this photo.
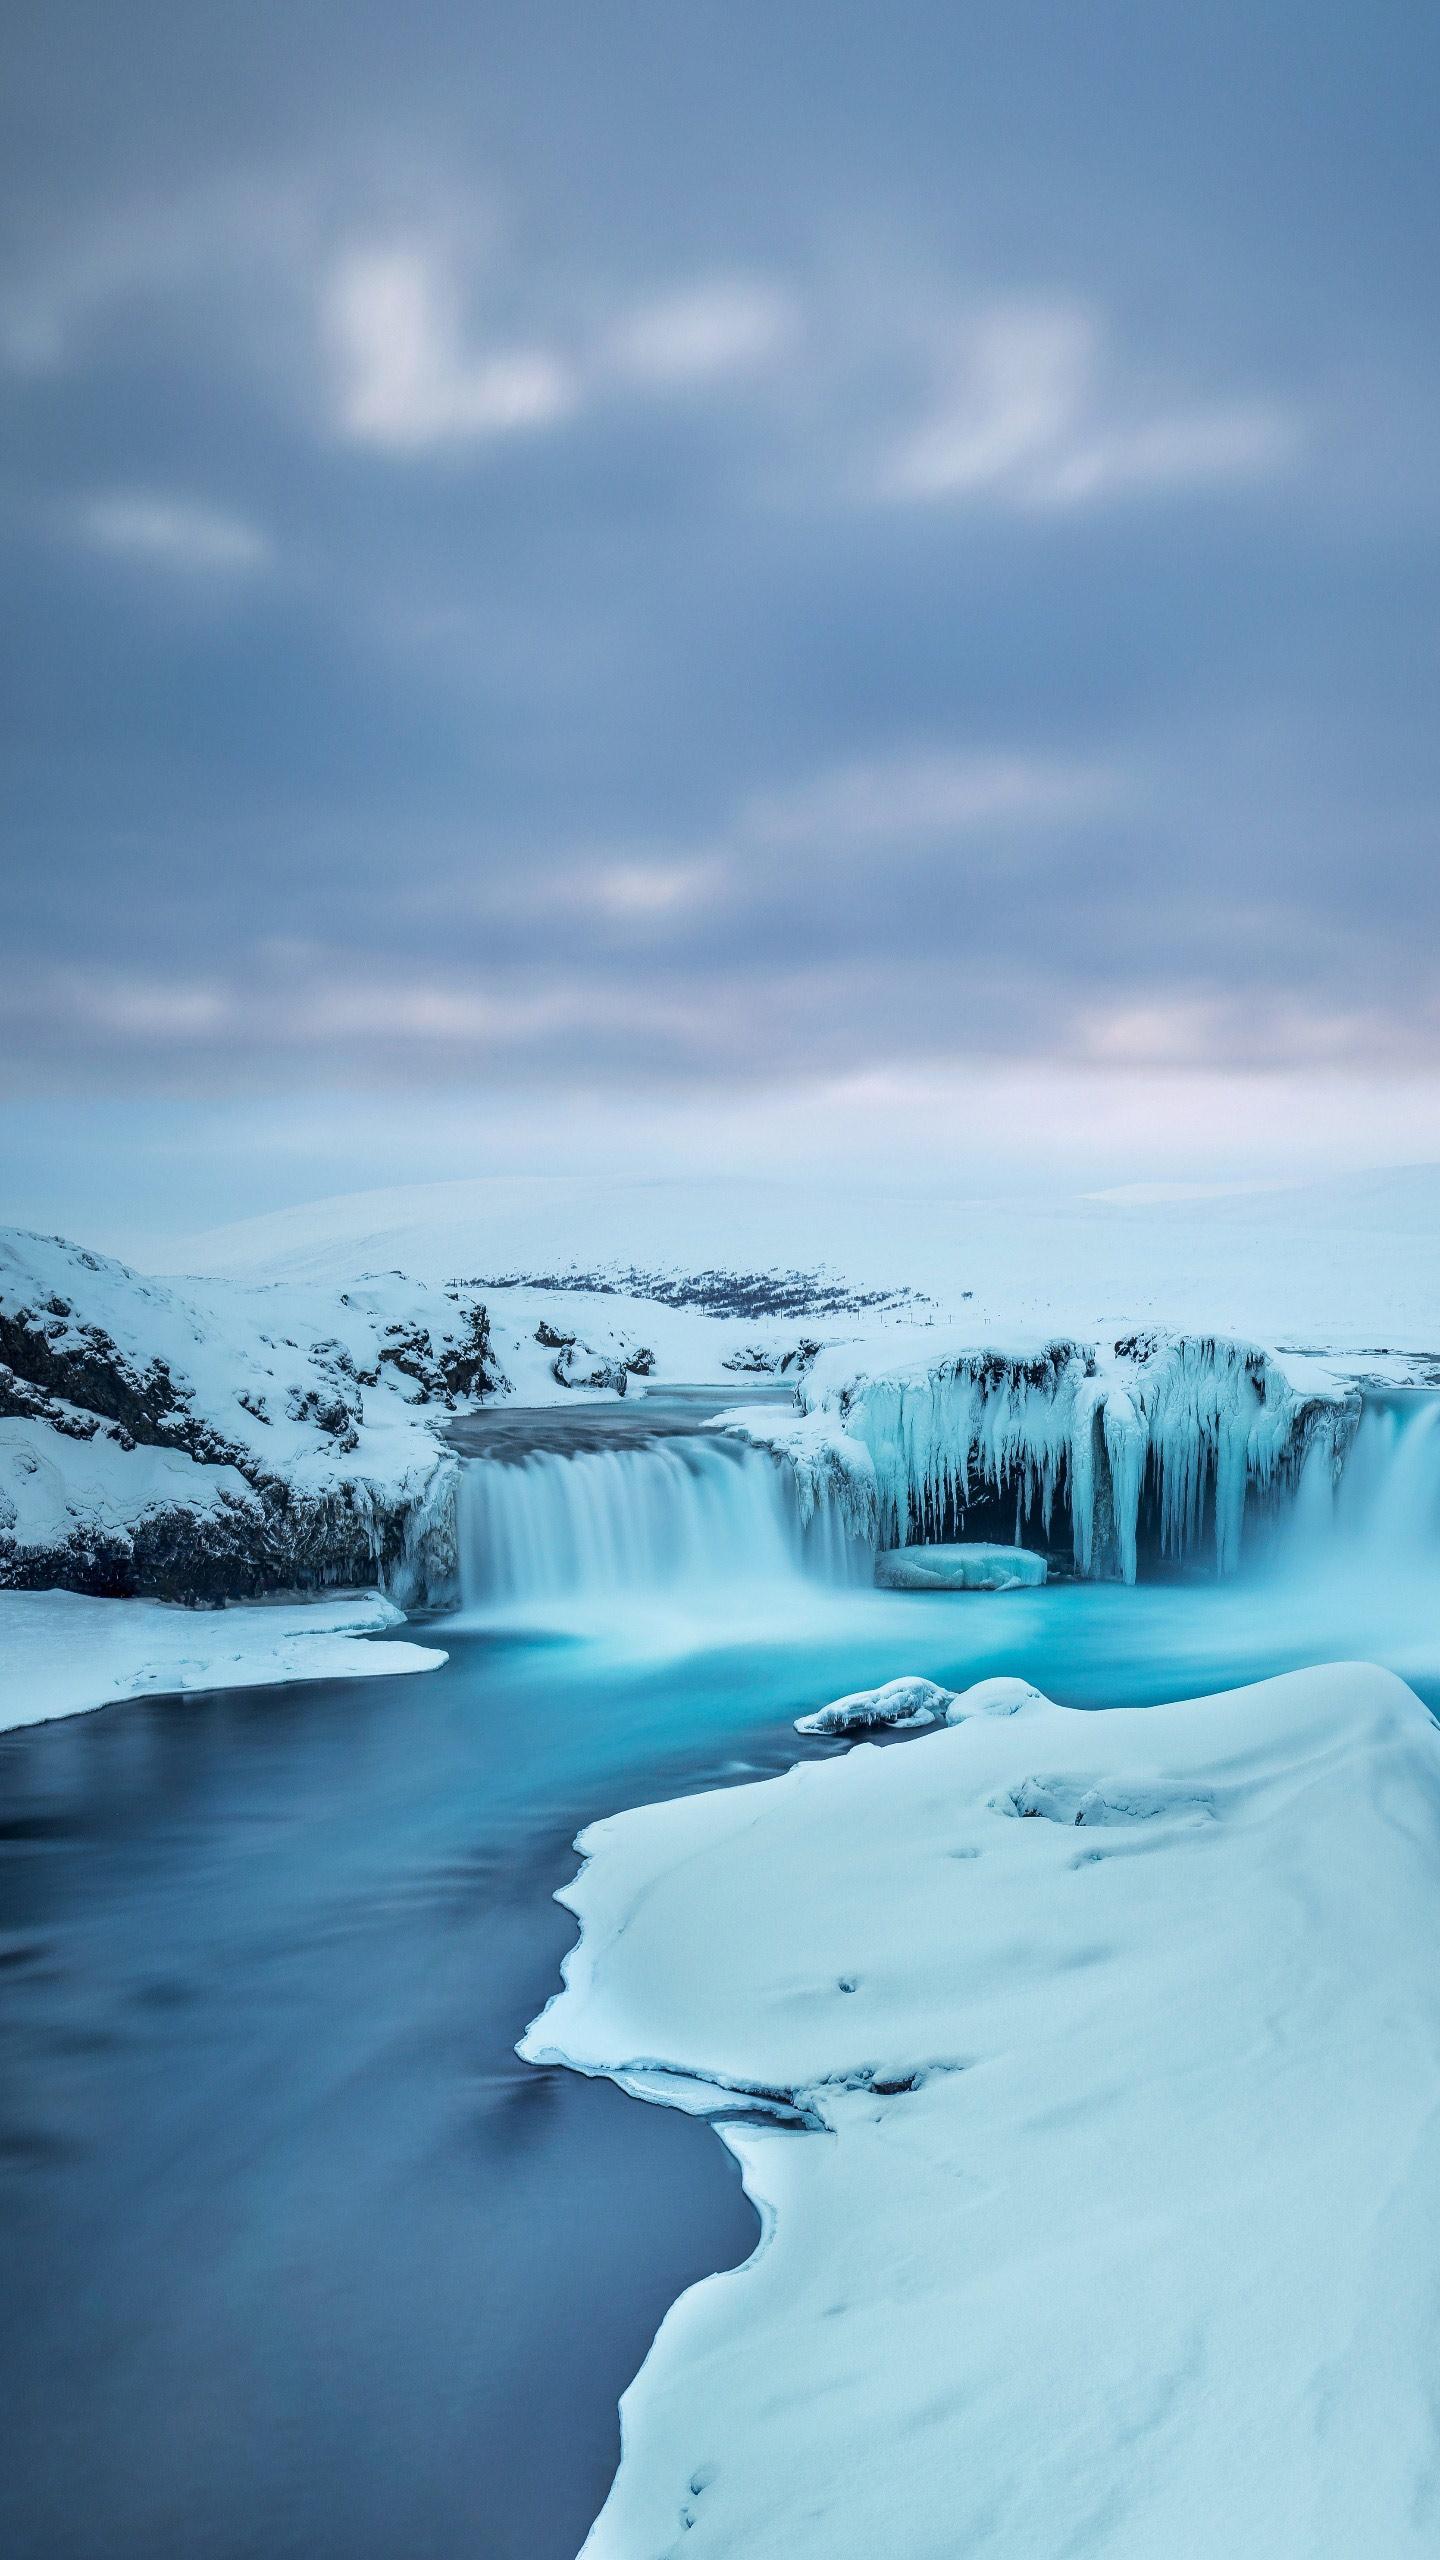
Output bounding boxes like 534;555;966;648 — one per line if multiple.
733;1330;1358;1582
874;1540;1047;1591
522;1663;1440;2558
0;1590;443;1733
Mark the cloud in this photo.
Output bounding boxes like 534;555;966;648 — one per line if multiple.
607;278;793;384
326;246;577;449
743;747;1121;846
583;858;724;919
882;299;1295;509
325;243;796;452
75;493;271;573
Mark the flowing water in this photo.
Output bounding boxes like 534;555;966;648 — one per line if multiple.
4;1386;1440;2560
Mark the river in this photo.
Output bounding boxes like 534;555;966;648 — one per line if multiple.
4;1387;1440;2559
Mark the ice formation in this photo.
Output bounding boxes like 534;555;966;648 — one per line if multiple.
523;1662;1440;2557
747;1330;1360;1582
873;1540;1046;1590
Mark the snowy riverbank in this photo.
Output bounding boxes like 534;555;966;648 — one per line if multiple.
0;1589;445;1732
522;1660;1440;2557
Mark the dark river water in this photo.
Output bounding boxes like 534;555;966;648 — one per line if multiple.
5;1433;1440;2560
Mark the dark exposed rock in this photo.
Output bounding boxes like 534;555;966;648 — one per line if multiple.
473;1266;937;1319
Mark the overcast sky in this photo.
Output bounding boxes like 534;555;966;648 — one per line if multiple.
4;2;1440;1248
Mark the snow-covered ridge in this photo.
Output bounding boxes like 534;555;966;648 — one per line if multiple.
522;1662;1440;2556
733;1329;1357;1580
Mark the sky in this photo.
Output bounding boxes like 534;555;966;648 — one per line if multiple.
4;1;1440;1254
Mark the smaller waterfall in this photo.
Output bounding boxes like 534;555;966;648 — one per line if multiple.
457;1432;860;1629
1282;1392;1440;1575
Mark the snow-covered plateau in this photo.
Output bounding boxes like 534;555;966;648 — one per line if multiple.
521;1660;1440;2559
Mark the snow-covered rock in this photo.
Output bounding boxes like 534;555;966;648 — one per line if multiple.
0;1588;445;1732
873;1539;1047;1591
0;1229;501;1603
794;1673;957;1734
523;1661;1440;2558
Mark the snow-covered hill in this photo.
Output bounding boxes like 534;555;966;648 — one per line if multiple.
162;1165;1440;1355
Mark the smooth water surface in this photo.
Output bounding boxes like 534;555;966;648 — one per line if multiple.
5;1406;1440;2560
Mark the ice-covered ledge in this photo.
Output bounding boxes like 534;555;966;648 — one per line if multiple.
726;1328;1357;1579
522;1663;1440;2557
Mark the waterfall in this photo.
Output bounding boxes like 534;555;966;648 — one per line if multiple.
456;1431;859;1628
1289;1392;1440;1572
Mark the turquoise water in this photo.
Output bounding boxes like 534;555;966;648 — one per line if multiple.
5;1448;1440;2560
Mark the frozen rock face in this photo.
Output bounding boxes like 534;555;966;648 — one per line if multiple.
873;1541;1047;1591
0;1231;504;1604
760;1331;1359;1582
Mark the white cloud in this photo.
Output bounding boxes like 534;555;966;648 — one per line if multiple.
585;858;723;919
49;972;236;1034
883;299;1294;510
76;493;270;573
1034;404;1295;506
324;239;798;452
327;247;576;449
745;747;1120;846
607;278;793;384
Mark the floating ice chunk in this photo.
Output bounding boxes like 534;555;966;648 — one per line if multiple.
874;1540;1047;1591
795;1674;956;1735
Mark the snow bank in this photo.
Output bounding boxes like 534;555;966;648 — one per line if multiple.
744;1330;1358;1581
523;1661;1440;2557
0;1589;445;1732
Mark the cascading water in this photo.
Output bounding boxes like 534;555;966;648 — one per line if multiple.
457;1430;860;1630
1289;1391;1440;1571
